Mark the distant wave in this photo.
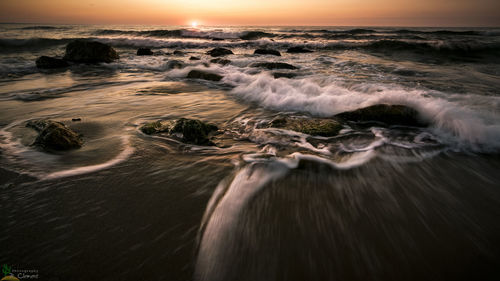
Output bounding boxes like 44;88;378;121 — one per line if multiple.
1;35;498;60
394;29;481;36
19;26;68;30
0;38;76;51
89;27;499;43
362;40;500;56
93;28;243;39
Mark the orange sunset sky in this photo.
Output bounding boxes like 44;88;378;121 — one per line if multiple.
1;0;499;26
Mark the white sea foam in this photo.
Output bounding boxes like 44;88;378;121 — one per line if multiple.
196;149;375;280
221;71;500;152
0;121;135;180
42;136;134;180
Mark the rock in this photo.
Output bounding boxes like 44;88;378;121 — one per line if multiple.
335;104;427;127
251;62;297;70
173;50;185;56
206;48;233;57
140;120;171;135
187;70;223;81
137;48;153;56
212;38;224;41
26;120;83;151
35;56;69;69
254;49;281;56
240;31;275;40
210;58;231;65
63;40;119;63
166;60;184;69
287;46;313;53
171;118;218;145
72;118;82;122
273;72;296;79
268;117;342;137
189;56;201;60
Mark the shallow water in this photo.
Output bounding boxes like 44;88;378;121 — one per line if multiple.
0;24;500;281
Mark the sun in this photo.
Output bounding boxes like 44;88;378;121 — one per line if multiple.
191;21;198;28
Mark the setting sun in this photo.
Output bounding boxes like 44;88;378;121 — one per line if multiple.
191;21;198;28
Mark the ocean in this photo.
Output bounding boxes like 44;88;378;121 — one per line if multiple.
0;24;500;281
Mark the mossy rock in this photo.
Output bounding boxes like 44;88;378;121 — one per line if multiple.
171;118;218;145
140;120;171;135
140;118;218;146
26;120;83;151
269;117;342;137
335;104;428;127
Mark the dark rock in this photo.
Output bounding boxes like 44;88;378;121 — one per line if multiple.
273;72;297;79
240;31;275;40
254;49;281;56
140;120;171;135
210;58;231;65
251;62;297;70
189;56;201;60
269;117;342;137
35;56;69;69
335;104;428;127
166;60;184;69
72;118;82;122
137;48;153;56
212;38;224;41
287;46;313;53
173;50;185;56
187;70;223;81
63;40;119;63
171;118;218;145
207;48;233;57
26;120;83;151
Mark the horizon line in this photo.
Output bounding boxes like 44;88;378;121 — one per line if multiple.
1;22;499;28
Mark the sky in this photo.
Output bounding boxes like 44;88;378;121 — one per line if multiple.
1;0;499;26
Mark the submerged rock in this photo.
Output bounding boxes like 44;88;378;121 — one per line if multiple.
207;48;233;57
166;60;184;69
173;50;185;56
63;40;119;63
189;56;201;60
252;62;297;70
210;58;231;65
273;72;297;79
26;120;83;151
268;117;342;137
187;70;223;81
287;46;313;53
140;120;172;135
335;104;427;126
137;48;153;56
35;56;69;69
254;49;281;56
